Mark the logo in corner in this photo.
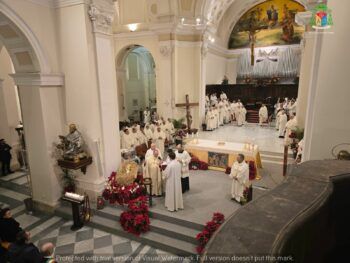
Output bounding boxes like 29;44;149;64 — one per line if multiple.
310;3;333;30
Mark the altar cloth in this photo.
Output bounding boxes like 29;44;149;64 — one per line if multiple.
184;139;262;175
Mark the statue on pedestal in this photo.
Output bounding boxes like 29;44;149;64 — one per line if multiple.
57;124;87;162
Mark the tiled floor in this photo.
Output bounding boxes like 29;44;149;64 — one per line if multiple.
0;173;188;262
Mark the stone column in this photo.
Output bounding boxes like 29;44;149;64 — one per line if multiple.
158;41;175;119
11;73;65;210
88;0;121;177
199;41;208;125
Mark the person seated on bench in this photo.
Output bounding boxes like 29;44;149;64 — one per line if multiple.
0;207;23;249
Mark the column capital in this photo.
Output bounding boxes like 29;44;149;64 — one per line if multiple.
10;73;64;87
88;0;116;35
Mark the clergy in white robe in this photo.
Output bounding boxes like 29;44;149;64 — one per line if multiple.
175;145;191;193
205;109;213;131
145;143;163;160
275;109;283;131
259;104;268;125
220;92;227;100
130;127;141;147
121;128;134;149
144;125;154;143
218;101;225;126
143;108;151;124
144;150;163;196
278;111;288;138
241;106;247;124
163;152;184;212
237;106;246;126
284;115;298;145
229;154;249;203
153;126;166;156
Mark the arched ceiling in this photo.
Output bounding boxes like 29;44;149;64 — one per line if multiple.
0;10;41;73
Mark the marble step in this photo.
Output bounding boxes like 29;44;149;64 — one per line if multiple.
55;205;197;257
106;203;204;231
95;205;199;244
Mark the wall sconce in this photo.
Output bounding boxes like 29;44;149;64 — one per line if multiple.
128;23;138;32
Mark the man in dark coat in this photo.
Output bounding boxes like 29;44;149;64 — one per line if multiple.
7;230;43;263
0;139;13;176
0;208;22;243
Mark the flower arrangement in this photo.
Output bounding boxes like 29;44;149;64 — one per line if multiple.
102;172;147;206
189;154;208;170
196;212;225;254
120;196;150;236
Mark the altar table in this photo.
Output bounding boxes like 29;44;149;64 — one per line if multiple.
184;139;262;176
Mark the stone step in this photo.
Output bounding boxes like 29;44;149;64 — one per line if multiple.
98;206;198;244
55;204;198;257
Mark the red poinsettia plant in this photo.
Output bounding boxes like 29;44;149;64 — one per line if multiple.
102;172;147;206
120;196;150;236
196;212;225;254
189;154;209;170
102;172;150;235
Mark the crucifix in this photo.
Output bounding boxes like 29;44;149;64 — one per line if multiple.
239;9;267;66
175;94;199;132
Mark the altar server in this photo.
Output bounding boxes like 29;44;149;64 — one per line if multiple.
284;114;298;145
163;151;184;212
229;154;249;204
121;128;133;149
175;144;192;193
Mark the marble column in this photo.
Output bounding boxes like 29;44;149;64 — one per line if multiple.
88;0;121;177
11;73;65;210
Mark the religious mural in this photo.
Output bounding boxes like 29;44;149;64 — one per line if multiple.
208;152;228;169
228;0;306;49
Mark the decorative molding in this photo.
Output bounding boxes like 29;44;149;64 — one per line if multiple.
10;73;65;87
27;0;55;8
114;30;157;40
88;0;115;35
159;44;173;58
54;0;89;8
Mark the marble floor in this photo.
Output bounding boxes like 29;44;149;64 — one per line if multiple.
198;122;286;154
0;172;188;262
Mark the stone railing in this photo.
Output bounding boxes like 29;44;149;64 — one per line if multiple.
203;160;350;263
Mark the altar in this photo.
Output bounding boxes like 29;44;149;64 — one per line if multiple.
184;139;262;175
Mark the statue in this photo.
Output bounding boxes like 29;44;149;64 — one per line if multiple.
57;124;87;162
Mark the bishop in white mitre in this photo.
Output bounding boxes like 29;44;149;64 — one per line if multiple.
229;154;249;204
259;104;268;125
163;151;184;212
175;144;192;193
144;149;163;196
153;126;166;157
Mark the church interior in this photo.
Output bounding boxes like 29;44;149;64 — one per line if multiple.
1;0;350;262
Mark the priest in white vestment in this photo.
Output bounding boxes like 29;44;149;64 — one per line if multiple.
229;154;249;204
153;126;166;157
220;91;227;100
278;111;288;138
259;104;268;125
144;125;154;141
237;106;246;126
175;145;192;193
218;100;225;126
143;107;151;124
121;128;134;149
163;151;184;212
275;109;283;131
144;150;163;196
284;114;298;145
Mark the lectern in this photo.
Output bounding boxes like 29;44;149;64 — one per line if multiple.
62;193;85;231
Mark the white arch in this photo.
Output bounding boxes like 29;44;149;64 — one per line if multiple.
0;1;50;73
